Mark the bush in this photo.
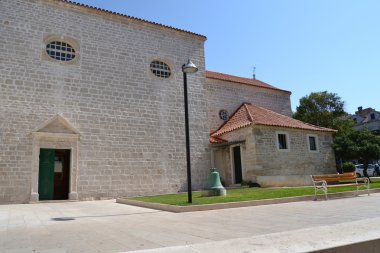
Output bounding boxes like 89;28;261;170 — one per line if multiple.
342;162;355;173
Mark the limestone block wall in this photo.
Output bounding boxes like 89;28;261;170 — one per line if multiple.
206;78;292;131
0;0;210;203
214;126;336;187
251;126;336;186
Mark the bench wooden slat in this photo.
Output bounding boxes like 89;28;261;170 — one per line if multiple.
326;183;357;188
314;178;355;182
312;172;356;181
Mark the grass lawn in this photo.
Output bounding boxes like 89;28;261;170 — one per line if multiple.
130;180;380;206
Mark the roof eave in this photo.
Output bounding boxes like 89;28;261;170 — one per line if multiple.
211;123;253;137
53;0;207;41
254;123;337;133
210;140;245;147
205;72;292;94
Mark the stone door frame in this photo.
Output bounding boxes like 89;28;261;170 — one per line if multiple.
30;115;80;202
230;144;244;184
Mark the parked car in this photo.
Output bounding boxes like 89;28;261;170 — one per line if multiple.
355;164;379;177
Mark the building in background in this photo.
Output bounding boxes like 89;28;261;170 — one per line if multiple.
351;106;380;135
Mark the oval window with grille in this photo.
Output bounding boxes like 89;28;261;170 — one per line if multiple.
46;41;76;61
219;110;229;121
150;60;171;78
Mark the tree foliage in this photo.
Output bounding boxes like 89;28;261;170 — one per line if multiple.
293;91;346;128
333;129;380;177
295;91;380;177
332;117;355;137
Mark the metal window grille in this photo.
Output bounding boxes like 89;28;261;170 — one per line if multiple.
278;134;287;149
309;136;317;151
219;110;229;121
46;41;76;61
150;61;171;78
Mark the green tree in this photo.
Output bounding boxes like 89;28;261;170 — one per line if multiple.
333;121;356;173
293;91;346;128
332;117;355;137
333;129;380;177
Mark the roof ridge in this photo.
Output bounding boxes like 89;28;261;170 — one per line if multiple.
53;0;207;40
243;103;254;122
246;104;337;132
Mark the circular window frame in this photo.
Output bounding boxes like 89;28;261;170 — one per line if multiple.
149;59;173;80
219;109;229;121
42;35;80;64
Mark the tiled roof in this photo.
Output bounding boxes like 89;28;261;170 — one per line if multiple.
211;103;336;137
54;0;206;40
209;136;227;144
353;107;379;124
355;107;375;118
205;71;291;94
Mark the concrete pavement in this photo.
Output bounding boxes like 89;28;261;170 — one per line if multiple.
1;194;380;252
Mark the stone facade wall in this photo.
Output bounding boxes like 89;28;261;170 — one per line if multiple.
0;0;210;203
206;78;292;131
214;126;336;186
252;126;336;186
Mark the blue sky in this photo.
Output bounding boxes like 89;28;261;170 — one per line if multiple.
73;0;380;114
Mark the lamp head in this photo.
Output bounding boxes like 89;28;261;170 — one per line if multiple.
182;59;198;74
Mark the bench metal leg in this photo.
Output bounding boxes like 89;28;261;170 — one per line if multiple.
312;180;328;201
366;178;370;196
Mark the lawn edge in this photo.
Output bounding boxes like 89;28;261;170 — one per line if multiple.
116;188;380;213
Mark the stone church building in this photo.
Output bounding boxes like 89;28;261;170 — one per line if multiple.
0;0;336;203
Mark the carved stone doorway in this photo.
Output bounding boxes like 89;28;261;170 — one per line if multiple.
30;115;80;202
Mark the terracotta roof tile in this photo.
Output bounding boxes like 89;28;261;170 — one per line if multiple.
209;136;227;144
205;71;291;94
211;103;336;137
54;0;206;40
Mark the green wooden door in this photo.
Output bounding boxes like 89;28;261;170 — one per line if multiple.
38;149;55;200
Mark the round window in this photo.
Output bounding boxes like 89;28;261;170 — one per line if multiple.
46;41;76;61
150;60;171;78
219;110;229;121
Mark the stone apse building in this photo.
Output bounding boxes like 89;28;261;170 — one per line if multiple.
0;0;336;203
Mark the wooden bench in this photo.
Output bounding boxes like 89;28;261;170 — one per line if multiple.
310;172;370;200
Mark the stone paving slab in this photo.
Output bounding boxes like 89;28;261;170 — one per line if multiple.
1;194;380;252
126;217;380;253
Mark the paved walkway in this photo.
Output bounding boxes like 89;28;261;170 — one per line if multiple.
1;194;380;252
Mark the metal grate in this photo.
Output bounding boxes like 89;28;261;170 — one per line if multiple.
150;61;171;78
278;134;288;149
219;110;229;121
309;136;317;150
46;41;76;62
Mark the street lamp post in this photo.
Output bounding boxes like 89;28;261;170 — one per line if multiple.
182;59;198;203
